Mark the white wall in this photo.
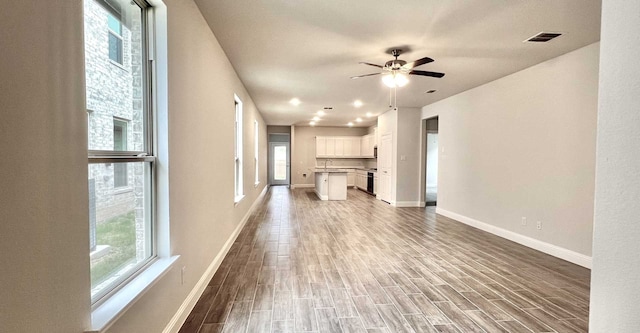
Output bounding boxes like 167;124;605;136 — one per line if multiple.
0;1;269;332
590;1;640;331
395;108;423;205
377;108;423;206
422;42;599;264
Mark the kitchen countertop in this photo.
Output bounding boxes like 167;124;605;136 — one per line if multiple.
313;168;349;173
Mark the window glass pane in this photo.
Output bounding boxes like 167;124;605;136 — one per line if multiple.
274;146;287;180
89;162;152;299
107;14;121;35
85;0;144;152
108;32;123;64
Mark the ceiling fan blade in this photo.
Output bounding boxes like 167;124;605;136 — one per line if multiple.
359;62;384;69
402;57;434;69
409;70;445;78
350;73;382;79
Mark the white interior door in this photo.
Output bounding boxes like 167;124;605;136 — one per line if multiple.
269;142;290;185
379;133;392;203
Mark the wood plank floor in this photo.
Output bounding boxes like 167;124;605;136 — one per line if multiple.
179;186;590;333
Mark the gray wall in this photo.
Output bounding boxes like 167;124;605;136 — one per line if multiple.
422;42;599;263
0;1;90;331
590;1;640;331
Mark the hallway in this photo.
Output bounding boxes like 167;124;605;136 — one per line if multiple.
179;186;590;333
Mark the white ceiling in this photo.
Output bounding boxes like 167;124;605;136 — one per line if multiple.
194;0;601;127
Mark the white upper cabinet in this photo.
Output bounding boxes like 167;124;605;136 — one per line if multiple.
316;132;376;158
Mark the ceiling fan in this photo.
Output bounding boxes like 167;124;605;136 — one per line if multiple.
351;49;445;87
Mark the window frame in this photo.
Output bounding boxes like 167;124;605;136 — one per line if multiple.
107;14;124;65
254;119;259;187
113;118;129;189
234;95;244;203
87;0;157;307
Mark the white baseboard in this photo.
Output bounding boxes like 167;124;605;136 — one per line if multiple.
163;185;269;333
314;189;328;201
394;201;424;207
435;208;592;269
292;184;315;189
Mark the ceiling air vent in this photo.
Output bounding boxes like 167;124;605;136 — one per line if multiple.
324;107;333;110
524;32;562;43
425;90;436;94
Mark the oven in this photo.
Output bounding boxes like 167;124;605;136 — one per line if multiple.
367;172;374;193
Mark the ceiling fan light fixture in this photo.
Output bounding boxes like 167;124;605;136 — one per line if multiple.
382;72;409;88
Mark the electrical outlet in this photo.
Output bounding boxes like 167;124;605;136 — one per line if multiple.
536;221;542;230
521;217;527;226
181;266;186;285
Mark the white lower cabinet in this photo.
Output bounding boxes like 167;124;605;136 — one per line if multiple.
347;170;355;187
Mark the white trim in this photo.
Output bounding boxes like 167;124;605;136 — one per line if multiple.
435;208;592;269
292;184;315;188
87;255;180;333
393;201;424;207
163;185;269;333
314;189;329;200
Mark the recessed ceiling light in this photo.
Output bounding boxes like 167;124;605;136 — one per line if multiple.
309;121;316;126
356;118;363;122
366;112;373;117
312;116;320;121
347;122;354;127
317;110;325;116
290;98;301;106
353;100;363;108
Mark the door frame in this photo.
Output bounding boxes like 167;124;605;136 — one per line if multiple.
269;142;290;185
419;116;439;207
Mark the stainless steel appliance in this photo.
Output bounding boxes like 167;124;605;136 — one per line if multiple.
367;172;374;193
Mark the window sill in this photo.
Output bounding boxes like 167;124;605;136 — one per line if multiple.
109;59;128;72
234;195;245;206
113;187;133;195
86;255;180;333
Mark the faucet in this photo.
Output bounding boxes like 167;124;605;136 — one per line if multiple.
324;159;332;169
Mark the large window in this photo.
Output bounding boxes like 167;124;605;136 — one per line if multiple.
84;0;154;304
234;96;244;202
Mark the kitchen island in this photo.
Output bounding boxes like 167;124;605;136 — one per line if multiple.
314;169;348;200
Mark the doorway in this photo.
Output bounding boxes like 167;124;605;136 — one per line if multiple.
425;117;438;206
269;142;290;185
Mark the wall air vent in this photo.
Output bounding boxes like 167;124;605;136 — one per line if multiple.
323;107;333;110
524;32;562;43
425;90;436;94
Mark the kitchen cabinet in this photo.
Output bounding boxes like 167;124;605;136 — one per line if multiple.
316;136;366;158
347;170;355;187
360;133;377;158
316;137;326;156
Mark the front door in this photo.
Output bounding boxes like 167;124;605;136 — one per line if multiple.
269;142;290;185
